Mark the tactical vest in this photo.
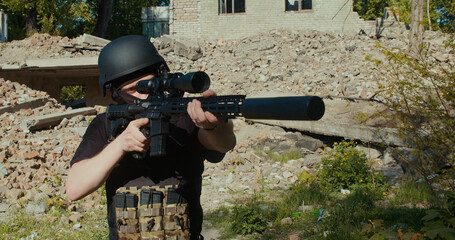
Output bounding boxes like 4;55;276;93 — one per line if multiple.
115;186;190;240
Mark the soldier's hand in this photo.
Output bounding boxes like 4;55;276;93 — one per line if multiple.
187;89;220;130
116;118;149;152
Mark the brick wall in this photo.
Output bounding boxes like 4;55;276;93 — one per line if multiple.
170;0;373;40
170;0;201;39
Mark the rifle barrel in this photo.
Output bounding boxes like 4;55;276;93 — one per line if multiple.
240;96;325;120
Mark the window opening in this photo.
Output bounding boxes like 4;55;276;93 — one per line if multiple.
285;0;312;11
302;0;312;10
219;0;245;14
60;85;86;109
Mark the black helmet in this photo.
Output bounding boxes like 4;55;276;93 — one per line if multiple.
98;35;169;96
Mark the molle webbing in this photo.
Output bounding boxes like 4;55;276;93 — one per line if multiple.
115;186;190;240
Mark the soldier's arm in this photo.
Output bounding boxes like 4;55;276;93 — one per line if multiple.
187;89;236;153
66;118;149;201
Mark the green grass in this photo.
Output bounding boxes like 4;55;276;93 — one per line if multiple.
0;205;108;239
255;148;303;164
387;179;438;207
0;151;448;240
0;186;108;240
206;178;433;240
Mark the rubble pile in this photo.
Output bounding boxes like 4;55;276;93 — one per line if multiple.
0;33;101;66
0;78;94;211
0;79;50;107
0;29;451;214
155;29;452;101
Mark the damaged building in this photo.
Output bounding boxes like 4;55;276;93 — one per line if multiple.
168;0;373;40
0;0;383;108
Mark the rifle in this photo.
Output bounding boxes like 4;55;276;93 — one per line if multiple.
106;71;325;158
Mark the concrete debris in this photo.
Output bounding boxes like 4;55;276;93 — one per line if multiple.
0;29;450;215
20;107;97;131
75;33;111;47
0;33;100;68
0;77;94;211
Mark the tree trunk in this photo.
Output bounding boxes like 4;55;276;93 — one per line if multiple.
409;0;425;55
427;0;432;31
25;5;38;36
92;0;114;38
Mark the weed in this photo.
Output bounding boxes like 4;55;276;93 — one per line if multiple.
0;205;108;239
388;178;438;207
230;199;269;235
316;140;388;195
421;191;455;239
256;148;302;164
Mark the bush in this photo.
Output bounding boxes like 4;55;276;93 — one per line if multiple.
60;85;86;104
230;197;269;235
372;23;455;238
316;140;388;195
421;191;455;239
376;35;455;189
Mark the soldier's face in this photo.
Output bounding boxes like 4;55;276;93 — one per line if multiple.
120;74;155;100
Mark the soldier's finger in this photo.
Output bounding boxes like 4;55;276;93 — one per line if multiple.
129;118;149;128
202;89;216;98
204;111;218;123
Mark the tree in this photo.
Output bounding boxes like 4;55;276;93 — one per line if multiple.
391;0;455;33
102;0;169;40
374;0;455;197
0;0;94;39
24;3;38;35
409;0;425;55
436;0;455;32
353;0;390;20
92;0;114;38
0;0;39;36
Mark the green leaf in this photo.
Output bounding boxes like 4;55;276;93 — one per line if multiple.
425;228;455;239
422;211;442;221
369;231;391;240
424;221;446;229
439;228;455;240
447;217;455;227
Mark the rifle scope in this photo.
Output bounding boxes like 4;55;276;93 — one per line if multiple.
136;71;210;94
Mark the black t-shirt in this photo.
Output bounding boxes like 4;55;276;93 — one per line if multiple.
70;113;225;239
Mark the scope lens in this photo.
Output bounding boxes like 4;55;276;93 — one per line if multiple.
135;79;156;94
191;72;210;93
171;71;210;93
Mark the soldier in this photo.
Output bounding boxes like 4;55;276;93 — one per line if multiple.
66;35;236;240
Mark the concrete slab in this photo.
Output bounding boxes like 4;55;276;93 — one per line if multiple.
249;98;410;147
256;119;408;147
20;107;97;131
76;33;110;47
0;98;50;115
25;57;98;68
1;64;21;69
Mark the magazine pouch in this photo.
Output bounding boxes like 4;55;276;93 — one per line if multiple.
115;187;140;240
139;186;165;240
164;186;190;240
115;185;190;240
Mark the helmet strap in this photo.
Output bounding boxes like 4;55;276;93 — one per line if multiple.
105;83;112;95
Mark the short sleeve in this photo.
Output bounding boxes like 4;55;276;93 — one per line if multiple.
172;115;225;163
70;113;108;166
